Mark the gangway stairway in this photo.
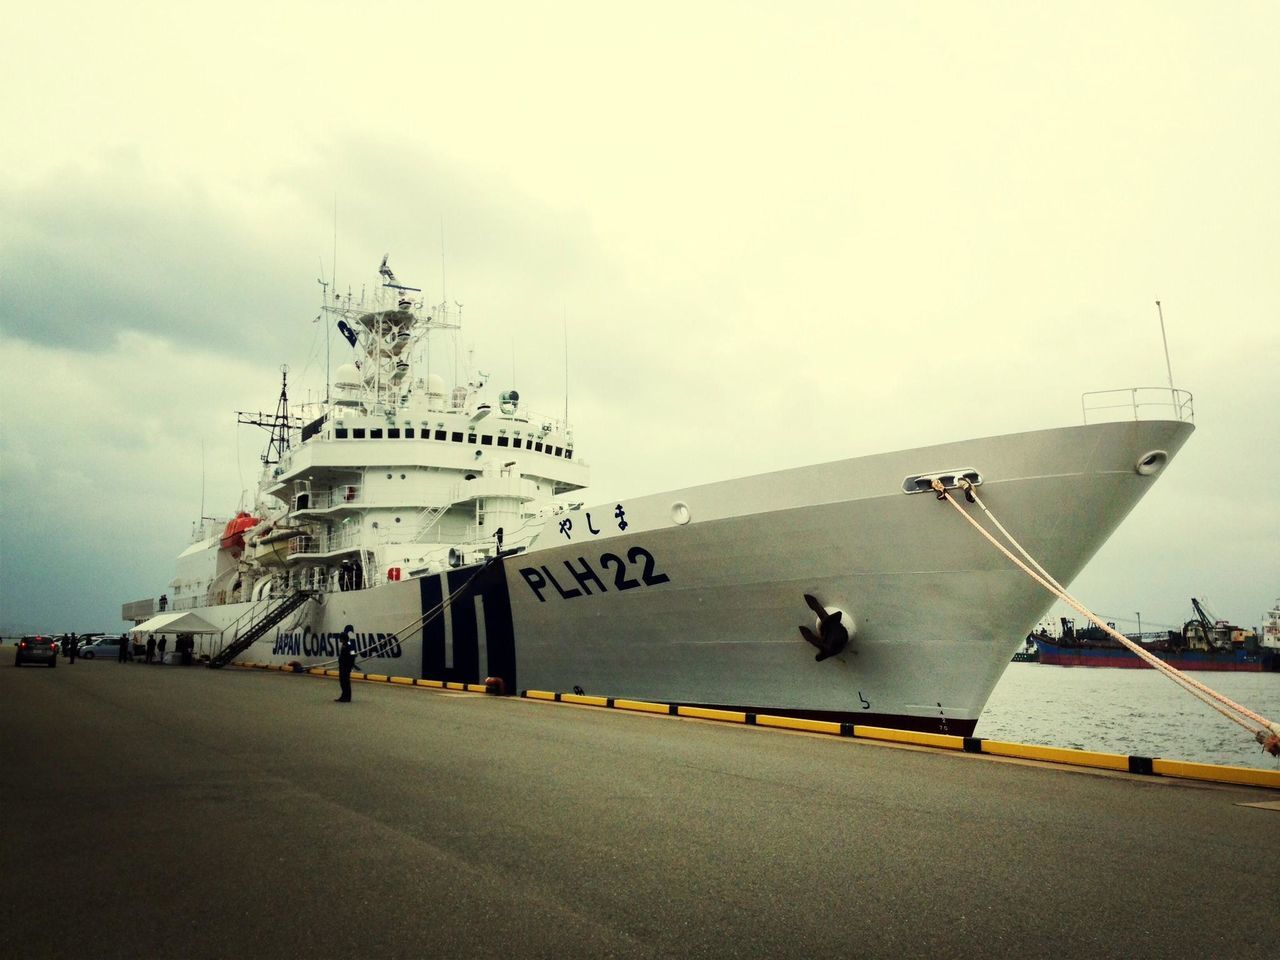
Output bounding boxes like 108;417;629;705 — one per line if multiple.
208;590;313;668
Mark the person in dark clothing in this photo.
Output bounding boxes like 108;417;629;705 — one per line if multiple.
335;634;359;702
157;636;167;664
145;634;156;664
118;633;129;663
67;633;79;664
158;594;167;612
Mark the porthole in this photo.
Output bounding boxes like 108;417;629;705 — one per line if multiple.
671;501;691;525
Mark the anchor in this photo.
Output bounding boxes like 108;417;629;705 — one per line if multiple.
799;594;852;662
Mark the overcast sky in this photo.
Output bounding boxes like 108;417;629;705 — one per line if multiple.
1;1;1276;638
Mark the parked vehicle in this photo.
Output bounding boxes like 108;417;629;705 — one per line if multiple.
15;635;58;667
79;636;127;660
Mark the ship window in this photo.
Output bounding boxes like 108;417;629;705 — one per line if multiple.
468;434;477;444
535;442;544;452
371;429;384;439
565;449;573;460
497;436;509;447
335;428;349;439
434;430;445;440
513;438;522;449
554;446;563;456
451;432;463;442
353;428;366;439
388;428;401;439
481;435;493;446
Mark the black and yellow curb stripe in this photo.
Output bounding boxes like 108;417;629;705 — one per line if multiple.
231;661;489;694
516;689;1280;791
227;663;1279;791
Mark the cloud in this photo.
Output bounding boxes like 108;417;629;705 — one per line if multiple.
1;4;1278;638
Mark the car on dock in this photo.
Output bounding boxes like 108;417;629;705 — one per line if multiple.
78;636;126;659
15;635;58;668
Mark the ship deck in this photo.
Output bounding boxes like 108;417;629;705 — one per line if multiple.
3;661;1277;959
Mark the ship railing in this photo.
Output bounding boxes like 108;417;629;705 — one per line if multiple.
288;529;362;557
1081;387;1194;425
294;485;362;511
121;598;156;621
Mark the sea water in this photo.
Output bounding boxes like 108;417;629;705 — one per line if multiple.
975;662;1280;772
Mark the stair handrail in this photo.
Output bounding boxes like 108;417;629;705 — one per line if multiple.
216;594;279;654
209;589;313;668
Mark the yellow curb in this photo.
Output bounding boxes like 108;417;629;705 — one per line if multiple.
1151;758;1280;790
561;693;609;707
613;698;669;715
980;739;1129;771
677;705;748;723
755;715;843;736
853;726;966;752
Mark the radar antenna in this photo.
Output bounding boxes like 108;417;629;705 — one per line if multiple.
378;254;421;293
379;253;398;287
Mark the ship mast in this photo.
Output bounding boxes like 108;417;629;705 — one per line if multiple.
237;365;304;465
321;255;461;415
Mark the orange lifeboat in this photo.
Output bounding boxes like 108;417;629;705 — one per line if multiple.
220;512;262;558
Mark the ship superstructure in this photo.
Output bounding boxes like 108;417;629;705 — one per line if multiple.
164;258;587;614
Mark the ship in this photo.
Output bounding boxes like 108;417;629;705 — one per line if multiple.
122;256;1197;734
1010;635;1040;662
1032;600;1279;672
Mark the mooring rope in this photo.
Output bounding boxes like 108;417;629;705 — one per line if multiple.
931;478;1280;756
953;481;1265;724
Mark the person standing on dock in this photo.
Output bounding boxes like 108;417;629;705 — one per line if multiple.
118;633;129;663
145;634;156;664
157;636;167;664
335;634;358;703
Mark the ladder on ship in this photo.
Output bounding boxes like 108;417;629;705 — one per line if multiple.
208;590;313;669
413;503;448;542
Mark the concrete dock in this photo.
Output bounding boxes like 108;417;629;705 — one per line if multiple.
2;661;1276;959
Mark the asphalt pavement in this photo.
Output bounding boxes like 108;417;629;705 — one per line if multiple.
2;657;1276;959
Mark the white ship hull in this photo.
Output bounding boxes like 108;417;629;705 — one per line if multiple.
182;417;1192;735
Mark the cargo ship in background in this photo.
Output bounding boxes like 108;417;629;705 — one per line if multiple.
122;255;1198;735
1032;598;1280;671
